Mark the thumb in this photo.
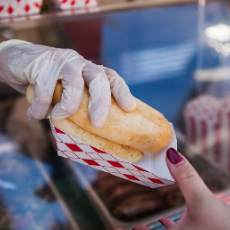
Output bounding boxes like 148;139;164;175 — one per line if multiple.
166;148;212;205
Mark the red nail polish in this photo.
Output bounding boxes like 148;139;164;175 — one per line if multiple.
166;148;183;164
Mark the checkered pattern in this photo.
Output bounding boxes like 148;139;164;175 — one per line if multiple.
0;0;42;18
50;123;174;189
50;0;98;10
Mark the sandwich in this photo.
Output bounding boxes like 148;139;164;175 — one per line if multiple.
26;81;171;163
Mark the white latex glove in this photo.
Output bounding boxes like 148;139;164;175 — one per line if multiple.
0;39;136;127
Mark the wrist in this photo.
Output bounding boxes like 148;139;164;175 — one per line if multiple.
0;39;32;83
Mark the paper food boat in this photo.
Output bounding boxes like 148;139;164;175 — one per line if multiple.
50;122;177;189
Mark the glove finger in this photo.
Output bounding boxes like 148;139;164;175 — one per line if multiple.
51;69;84;120
82;63;111;128
27;82;53;121
104;67;136;111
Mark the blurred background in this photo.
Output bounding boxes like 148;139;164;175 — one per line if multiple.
1;0;230;229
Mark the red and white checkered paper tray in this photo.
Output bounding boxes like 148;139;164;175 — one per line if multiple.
50;122;177;189
50;0;98;11
0;0;43;18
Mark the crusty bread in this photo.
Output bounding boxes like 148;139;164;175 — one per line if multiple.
26;84;143;162
26;81;171;156
51;81;171;153
51;119;143;163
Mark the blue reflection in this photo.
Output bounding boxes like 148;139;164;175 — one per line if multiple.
101;3;230;124
102;5;199;124
0;140;67;230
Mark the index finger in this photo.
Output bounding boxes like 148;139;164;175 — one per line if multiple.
82;63;111;128
103;67;136;111
166;148;213;206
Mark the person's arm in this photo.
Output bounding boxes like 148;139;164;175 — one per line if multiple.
0;39;136;127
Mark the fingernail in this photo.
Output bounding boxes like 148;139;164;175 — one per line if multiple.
166;148;184;165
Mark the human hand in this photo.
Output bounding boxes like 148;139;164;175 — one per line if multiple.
118;148;230;230
0;39;136;127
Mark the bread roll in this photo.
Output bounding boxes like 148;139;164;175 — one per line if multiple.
26;81;171;162
51;81;171;153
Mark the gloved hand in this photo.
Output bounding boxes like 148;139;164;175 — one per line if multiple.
0;39;136;127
